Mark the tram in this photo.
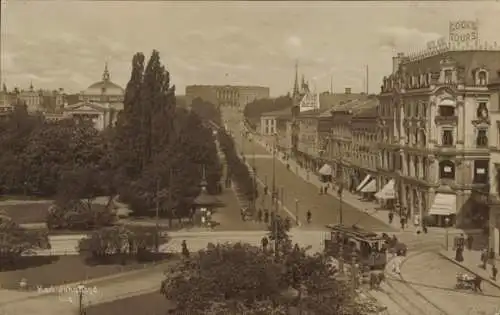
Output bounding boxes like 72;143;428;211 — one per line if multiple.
323;224;387;270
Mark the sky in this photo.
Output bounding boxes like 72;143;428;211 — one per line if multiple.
2;1;500;96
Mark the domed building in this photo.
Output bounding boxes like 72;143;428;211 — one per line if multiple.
63;63;124;130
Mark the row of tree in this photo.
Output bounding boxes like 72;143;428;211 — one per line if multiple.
217;128;257;203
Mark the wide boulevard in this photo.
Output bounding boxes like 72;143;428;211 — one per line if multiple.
222;109;393;232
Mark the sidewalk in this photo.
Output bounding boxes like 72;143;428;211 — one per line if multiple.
250;134;478;237
439;249;500;290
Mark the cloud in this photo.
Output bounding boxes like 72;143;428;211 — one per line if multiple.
286;35;302;48
377;26;442;51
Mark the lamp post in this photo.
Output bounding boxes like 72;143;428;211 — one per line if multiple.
338;184;344;225
445;216;450;250
272;133;277;213
76;284;85;315
295;198;299;225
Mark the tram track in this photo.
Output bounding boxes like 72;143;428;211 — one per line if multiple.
381;250;452;315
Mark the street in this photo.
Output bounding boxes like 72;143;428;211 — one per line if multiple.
223;110;394;232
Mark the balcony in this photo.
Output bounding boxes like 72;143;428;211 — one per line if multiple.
434;115;458;125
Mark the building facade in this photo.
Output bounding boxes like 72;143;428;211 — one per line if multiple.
487;76;500;256
378;49;500;228
18;83;43;112
185;85;270;109
328;98;378;191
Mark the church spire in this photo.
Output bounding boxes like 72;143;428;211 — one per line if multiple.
293;61;299;97
102;62;110;81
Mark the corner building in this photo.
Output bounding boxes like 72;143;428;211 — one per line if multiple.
378;49;500;228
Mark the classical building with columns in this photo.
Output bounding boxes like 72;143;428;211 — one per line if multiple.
378;48;500;228
185;85;270;109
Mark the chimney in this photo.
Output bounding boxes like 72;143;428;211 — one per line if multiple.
344;88;351;94
392;52;404;75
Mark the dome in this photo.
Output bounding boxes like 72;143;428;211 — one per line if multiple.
83;63;124;96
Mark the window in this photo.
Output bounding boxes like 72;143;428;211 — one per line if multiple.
439;160;455;179
442;129;454;146
439;105;455;116
478;71;487;85
473;160;489;184
444;70;453;84
476;128;488;147
477;102;488;119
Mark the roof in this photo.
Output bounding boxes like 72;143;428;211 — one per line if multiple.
325;224;383;240
84;80;124;96
332;97;378;114
400;50;500;85
261;107;292;118
297;93;368;118
64;101;109;112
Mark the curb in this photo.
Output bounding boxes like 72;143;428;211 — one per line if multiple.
437;251;500;290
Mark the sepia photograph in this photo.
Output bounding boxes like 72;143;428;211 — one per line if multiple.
0;1;500;314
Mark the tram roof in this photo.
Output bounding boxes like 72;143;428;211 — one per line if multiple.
325;224;382;240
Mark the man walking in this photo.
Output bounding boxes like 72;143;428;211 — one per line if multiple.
306;210;312;224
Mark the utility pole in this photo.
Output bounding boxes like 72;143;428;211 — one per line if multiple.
272;134;277;213
155;178;160;253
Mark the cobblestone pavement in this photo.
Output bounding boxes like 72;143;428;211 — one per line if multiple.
387;251;500;315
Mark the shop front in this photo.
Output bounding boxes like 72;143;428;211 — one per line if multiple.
428;192;456;227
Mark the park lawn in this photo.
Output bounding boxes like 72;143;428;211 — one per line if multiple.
2;203;108;225
85;292;176;315
1;202;52;224
0;254;173;291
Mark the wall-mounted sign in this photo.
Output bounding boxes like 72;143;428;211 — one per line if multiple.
449;20;479;46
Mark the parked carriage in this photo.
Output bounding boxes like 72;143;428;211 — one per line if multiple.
323;224;387;270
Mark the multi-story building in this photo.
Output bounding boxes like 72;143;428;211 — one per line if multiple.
487;76;500;256
294;90;367;172
185;85;270;109
18;83;43;112
328;98;378;191
378;47;500;228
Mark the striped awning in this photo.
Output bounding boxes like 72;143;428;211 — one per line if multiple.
375;179;395;200
429;193;457;216
356;175;371;192
360;179;376;193
318;164;332;176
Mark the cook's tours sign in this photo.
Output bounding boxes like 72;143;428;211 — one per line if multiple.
449;20;479;45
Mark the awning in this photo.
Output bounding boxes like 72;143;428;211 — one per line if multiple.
375;179;395;200
356;175;372;192
318;164;332;176
360;179;376;193
429;193;457;216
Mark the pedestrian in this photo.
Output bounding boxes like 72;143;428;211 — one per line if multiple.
306;210;312;224
240;208;246;221
319;186;323;195
481;248;488;269
324;184;329;194
284;217;291;230
400;217;405;230
264;209;269;223
473;275;483;293
261;236;269;252
264;185;268;195
181;240;190;259
257;209;263;222
466;235;474;250
388;211;394;224
422;221;428;234
492;264;498;281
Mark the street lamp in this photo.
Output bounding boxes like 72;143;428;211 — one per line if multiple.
295;199;299;225
445;216;450;250
76;284;85;315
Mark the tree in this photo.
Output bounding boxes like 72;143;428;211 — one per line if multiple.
267;214;291;255
190;97;222;126
0;213;51;269
77;225;169;263
112;51;221;217
162;242;288;314
161;242;371;315
243;96;292;130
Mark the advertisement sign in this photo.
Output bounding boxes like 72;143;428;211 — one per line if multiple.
449;20;479;46
299;92;320;112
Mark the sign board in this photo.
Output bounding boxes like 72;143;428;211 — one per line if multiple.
449;20;479;48
299;92;320;112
